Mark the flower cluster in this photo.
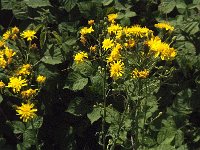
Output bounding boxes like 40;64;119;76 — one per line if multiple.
75;13;176;81
0;27;46;123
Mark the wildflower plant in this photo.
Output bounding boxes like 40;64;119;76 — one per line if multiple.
0;27;46;149
69;13;177;149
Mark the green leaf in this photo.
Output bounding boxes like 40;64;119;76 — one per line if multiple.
102;0;114;6
42;47;63;65
175;130;184;147
23;130;36;147
157;127;176;144
63;0;78;12
66;97;90;116
72;77;88;91
159;0;176;14
24;0;51;8
1;0;14;10
12;121;26;134
124;10;136;18
12;1;28;19
87;106;102;124
0;94;3;104
175;0;187;14
26;116;43;129
40;31;47;49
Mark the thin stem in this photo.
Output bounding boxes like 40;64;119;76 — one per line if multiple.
31;120;39;150
111;96;129;150
102;63;107;150
141;80;148;148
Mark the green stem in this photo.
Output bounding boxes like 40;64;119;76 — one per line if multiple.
141;80;148;148
102;63;107;150
135;79;142;149
111;97;129;150
31;120;39;150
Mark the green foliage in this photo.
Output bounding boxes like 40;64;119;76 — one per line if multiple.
0;0;200;149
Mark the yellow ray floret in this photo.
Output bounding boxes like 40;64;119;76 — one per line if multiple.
16;103;37;122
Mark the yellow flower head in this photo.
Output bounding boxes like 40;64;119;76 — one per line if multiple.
126;25;152;38
3;30;11;41
36;75;46;84
109;60;124;80
74;51;88;64
17;64;32;76
0;40;5;48
125;39;135;48
88;20;95;25
16;103;37;122
0;57;7;68
107;43;122;63
90;45;97;52
107;13;118;23
4;46;16;64
154;22;174;31
102;38;114;51
21;88;38;99
12;26;20;34
0;81;5;89
21;30;37;41
7;76;28;93
80;35;87;45
132;68;149;79
80;26;94;35
107;24;122;35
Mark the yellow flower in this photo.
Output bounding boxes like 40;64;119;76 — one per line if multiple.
3;46;16;64
107;13;118;23
90;45;97;52
132;68;149;79
0;57;7;68
0;40;5;48
0;81;5;89
74;51;88;64
102;38;114;51
88;20;95;25
12;26;19;34
7;76;28;93
36;75;46;84
107;43;122;63
146;36;176;60
80;35;87;45
109;60;124;80
107;24;122;35
21;30;37;41
17;64;32;76
124;25;152;38
154;22;174;31
21;88;38;99
124;39;135;48
16;103;37;122
3;30;11;41
80;26;94;35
